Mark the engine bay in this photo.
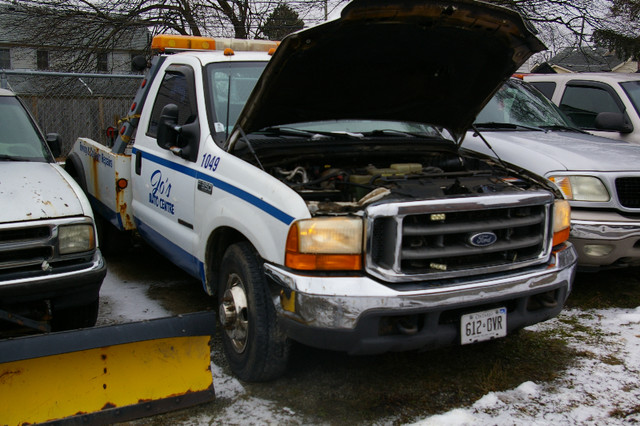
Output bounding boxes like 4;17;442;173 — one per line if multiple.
233;138;536;215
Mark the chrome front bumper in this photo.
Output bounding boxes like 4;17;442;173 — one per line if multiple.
264;243;577;354
571;219;640;267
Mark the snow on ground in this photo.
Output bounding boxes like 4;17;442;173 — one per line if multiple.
101;262;640;425
413;307;640;425
98;268;172;324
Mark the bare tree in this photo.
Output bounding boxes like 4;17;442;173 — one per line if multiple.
5;0;639;71
0;0;340;72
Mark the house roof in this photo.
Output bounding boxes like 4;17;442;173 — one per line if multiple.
0;4;149;51
545;46;626;72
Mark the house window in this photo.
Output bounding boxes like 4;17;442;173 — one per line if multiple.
37;50;49;70
97;52;108;72
0;49;10;69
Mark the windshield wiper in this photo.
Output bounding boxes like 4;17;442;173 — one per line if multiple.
367;129;435;139
539;124;586;133
0;154;25;161
474;122;545;132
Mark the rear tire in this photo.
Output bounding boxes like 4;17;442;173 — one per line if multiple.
218;242;290;381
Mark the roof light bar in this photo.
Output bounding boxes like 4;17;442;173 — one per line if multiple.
151;34;279;53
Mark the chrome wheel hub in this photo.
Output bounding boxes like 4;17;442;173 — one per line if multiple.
219;274;249;353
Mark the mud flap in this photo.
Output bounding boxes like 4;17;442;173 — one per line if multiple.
0;311;216;425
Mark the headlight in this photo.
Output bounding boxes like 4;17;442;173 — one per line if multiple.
549;175;609;202
285;217;363;270
552;199;571;246
58;224;95;254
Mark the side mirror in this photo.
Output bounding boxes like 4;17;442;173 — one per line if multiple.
595;112;634;134
131;55;148;72
156;104;200;162
46;133;62;157
157;104;180;150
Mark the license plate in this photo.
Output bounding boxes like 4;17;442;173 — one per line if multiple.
460;307;507;345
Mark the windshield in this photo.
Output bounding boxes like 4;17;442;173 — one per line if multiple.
474;79;576;129
0;96;50;162
620;80;640;117
260;120;445;138
205;61;267;141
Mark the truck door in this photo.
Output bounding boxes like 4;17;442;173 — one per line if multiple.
131;64;201;277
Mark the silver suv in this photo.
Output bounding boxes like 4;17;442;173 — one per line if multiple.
463;78;640;269
523;73;640;144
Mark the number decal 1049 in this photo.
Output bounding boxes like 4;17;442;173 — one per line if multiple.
201;154;221;171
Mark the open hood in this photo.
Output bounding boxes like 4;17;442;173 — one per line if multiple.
232;0;545;145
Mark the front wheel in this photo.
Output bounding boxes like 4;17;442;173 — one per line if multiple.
51;298;99;331
218;242;290;382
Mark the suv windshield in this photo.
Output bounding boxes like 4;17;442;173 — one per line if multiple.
475;79;577;130
0;96;50;162
620;80;640;116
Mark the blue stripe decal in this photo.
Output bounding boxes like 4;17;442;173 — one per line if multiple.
133;148;295;225
87;193;124;230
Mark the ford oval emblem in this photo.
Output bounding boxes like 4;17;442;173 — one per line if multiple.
469;232;498;247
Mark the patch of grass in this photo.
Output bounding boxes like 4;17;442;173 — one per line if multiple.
600;354;624;366
245;330;578;425
568;268;640;310
610;404;640;419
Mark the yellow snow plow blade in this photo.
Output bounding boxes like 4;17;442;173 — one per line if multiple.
0;311;216;425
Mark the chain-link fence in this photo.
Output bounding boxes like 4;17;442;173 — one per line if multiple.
1;70;142;157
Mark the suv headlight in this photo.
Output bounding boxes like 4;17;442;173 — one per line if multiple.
58;224;96;254
285;217;363;270
549;175;609;202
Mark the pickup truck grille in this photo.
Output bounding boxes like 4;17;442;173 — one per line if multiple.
0;219;94;280
615;177;640;208
365;191;554;282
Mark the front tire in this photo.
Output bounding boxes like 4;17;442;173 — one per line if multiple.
218;242;290;381
51;298;99;331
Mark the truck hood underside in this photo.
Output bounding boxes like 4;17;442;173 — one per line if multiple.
234;0;545;142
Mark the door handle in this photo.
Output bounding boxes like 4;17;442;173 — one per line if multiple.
135;150;142;175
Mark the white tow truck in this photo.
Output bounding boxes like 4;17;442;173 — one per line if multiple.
66;0;578;381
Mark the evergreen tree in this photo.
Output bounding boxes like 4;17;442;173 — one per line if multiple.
259;3;304;41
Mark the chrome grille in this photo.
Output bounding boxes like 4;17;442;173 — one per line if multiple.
0;218;94;280
365;191;554;282
0;225;53;271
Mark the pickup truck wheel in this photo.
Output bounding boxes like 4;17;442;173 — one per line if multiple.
218;242;290;382
51;298;99;331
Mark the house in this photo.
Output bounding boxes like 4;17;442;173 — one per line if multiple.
0;3;149;74
532;46;639;74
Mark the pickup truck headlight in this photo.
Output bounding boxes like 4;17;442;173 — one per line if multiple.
549;175;609;202
285;217;363;270
58;224;96;254
552;199;571;246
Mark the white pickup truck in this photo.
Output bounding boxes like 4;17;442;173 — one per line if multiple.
66;0;577;381
0;89;105;333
